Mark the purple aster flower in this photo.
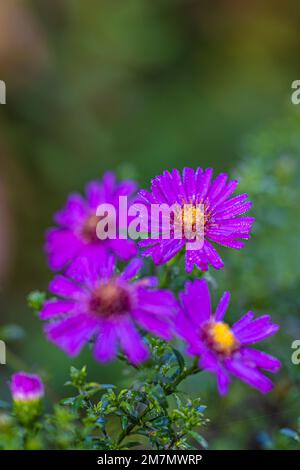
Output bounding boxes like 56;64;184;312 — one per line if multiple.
137;168;254;272
10;372;44;402
176;279;280;395
45;171;138;271
40;255;178;365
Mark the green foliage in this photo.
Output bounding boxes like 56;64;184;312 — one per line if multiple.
0;341;207;450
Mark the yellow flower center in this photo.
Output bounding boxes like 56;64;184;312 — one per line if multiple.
173;203;208;239
205;322;238;355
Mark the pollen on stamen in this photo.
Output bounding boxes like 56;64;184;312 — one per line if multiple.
203;321;239;355
174;203;206;239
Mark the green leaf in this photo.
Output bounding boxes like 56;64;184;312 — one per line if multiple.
171;347;185;372
121;415;128;431
189;431;208;449
121;441;142;449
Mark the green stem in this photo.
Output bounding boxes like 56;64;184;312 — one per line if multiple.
116;357;201;447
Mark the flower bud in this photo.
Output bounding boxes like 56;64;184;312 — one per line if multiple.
10;372;44;425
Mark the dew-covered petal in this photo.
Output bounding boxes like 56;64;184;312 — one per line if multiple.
215;201;252;220
185;249;208;272
203;241;224;269
210;180;239;210
151;239;185;265
183;167;196;201
196;168;213;202
171;168;187;204
207;173;227;202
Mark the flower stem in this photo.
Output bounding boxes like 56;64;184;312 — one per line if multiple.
116;357;201;447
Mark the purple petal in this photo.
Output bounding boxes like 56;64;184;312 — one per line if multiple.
40;299;76;320
93;322;118;362
183;167;196;201
216;193;248;213
160;171;178;204
225;357;274;394
48;275;84;299
203;241;224;269
217;367;231;396
117;318;149;365
240;348;281;373
199;350;218;372
102;172;117;200
136;189;157;205
85;181;105;208
185;249;208;272
210;180;238;210
108;239;138;261
207;173;227;202
215;201;252;220
207;236;245;250
133;310;173;340
151;239;185;265
196;168;213;202
120;258;143;280
114;180;137;198
171;168;187;204
45;228;82;271
137;289;178;316
175;310;203;348
234;315;279;345
54;193;87;228
215;291;231;321
180;279;212;325
45;314;97;357
151;178;168;204
232;311;254;333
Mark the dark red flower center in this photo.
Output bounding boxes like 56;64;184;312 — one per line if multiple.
81;214;101;243
90;283;131;317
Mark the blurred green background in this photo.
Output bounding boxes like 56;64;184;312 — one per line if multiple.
1;0;300;449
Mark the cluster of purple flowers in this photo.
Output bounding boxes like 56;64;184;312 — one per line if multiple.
35;169;280;396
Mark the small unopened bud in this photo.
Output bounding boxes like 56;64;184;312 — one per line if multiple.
10;372;44;426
